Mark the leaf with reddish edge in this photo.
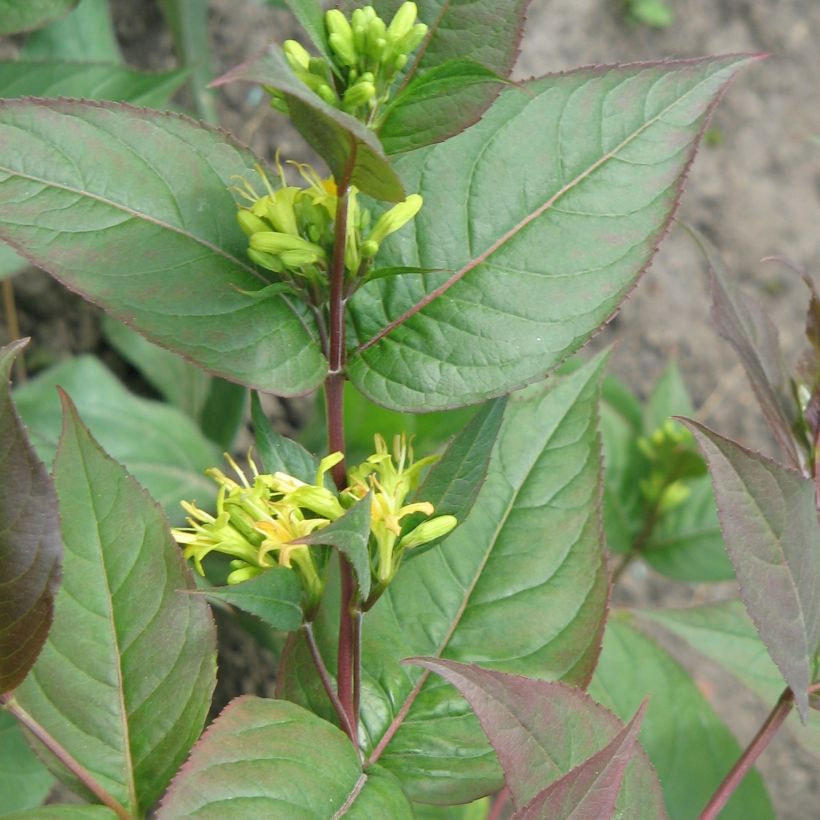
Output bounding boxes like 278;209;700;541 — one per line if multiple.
408;658;665;818
511;701;647;820
294;492;373;600
0;99;326;396
680;419;820;720
16;393;216;814
212;47;404;202
157;696;413;819
280;354;611;804
347;55;761;412
0;339;62;693
688;229;803;469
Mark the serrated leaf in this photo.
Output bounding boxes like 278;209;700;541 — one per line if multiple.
200;566;303;632
512;701;647;820
12;356;220;523
0;61;189;107
411;658;665;818
157;696;413;818
588;616;774;819
252;391;322;486
0;99;326;395
0;340;62;693
213;47;404;202
347;55;759;411
295;493;373;600
22;0;122;63
0;0;78;35
636;600;820;760
378;59;504;155
404;395;506;558
373;0;528;78
691;229;801;468
157;0;217;123
16;395;216;814
681;419;820;719
0;710;54;813
281;354;610;804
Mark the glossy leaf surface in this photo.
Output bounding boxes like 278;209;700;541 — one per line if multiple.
283;355;610;803
0;710;54;813
512;701;647;820
12;356;219;522
588;616;774;819
412;658;665;818
347;55;758;411
213;48;404;202
682;420;820;719
0;99;326;395
200;567;303;632
157;697;413;818
0;340;61;692
16;397;216;814
0;62;188;106
638;600;820;759
0;0;77;35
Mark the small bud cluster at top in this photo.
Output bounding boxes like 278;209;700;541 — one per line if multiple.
278;2;428;124
172;436;456;608
637;419;701;513
233;157;422;301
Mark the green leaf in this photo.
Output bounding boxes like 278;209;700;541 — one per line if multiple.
588;616;774;820
0;240;26;279
644;360;694;432
199;377;247;450
295;493;373;600
412;798;491;819
0;61;190;107
0;0;78;35
252;391;322;486
12;356;220;523
405;395;506;558
0;99;326;395
0;710;54;813
681;419;820;719
16;394;217;814
213;47;404;202
373;0;528;78
282;353;610;804
637;600;820;760
199;567;303;632
0;340;62;693
378;59;504;155
157;0;217;123
410;658;665;818
157;697;413;818
1;808;118;819
347;55;760;411
281;0;336;71
21;0;122;63
102;316;211;421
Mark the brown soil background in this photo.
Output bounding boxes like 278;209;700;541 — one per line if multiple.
2;0;818;816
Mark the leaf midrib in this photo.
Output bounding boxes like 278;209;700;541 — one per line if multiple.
355;61;740;355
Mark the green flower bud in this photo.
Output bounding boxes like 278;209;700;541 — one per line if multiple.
247;247;285;273
317;84;338;106
394;53;408;71
308;57;330;77
237;209;269;237
265;188;299;236
398;22;427;53
326;9;358;66
283;39;311;72
342;80;376;111
361;239;379;258
280;249;322;267
288;485;345;521
400;515;458;549
226;564;263;585
365;17;387;60
387;2;417;41
251;231;325;258
326;9;354;42
367;194;423;246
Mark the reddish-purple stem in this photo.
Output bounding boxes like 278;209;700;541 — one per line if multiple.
699;688;794;820
487;786;510;820
1;695;132;819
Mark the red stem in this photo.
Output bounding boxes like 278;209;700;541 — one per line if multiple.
699;688;794;820
1;695;132;819
487;786;510;820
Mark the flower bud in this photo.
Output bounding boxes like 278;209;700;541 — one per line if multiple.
361;239;379;258
308;57;330;77
280;249;322;267
387;2;417;41
367;194;423;246
247;247;284;273
265;188;299;236
342;80;376;111
400;515;457;549
317;84;338;106
394;53;408;71
326;9;358;66
283;39;311;73
365;17;387;60
398;22;427;53
237;209;269;237
251;231;325;259
288;485;345;521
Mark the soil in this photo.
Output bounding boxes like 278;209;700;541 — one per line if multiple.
1;0;818;816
